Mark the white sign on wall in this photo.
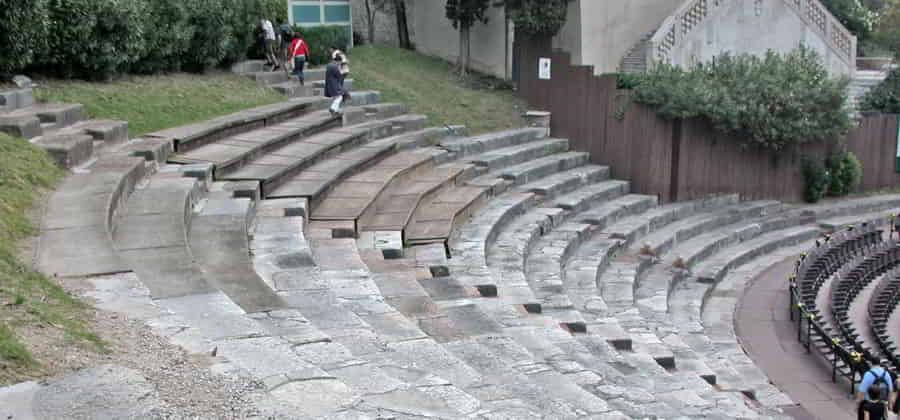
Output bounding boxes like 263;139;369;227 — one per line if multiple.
539;58;551;80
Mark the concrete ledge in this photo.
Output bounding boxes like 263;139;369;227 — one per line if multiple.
0;88;34;113
119;138;173;163
33;133;94;168
0;114;41;138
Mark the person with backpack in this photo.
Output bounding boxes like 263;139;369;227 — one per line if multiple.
858;360;896;420
325;54;346;116
260;19;279;71
278;21;293;64
864;383;889;420
288;32;310;85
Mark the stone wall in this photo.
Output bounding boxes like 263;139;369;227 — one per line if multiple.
406;0;510;79
555;0;683;74
665;0;854;76
350;0;401;46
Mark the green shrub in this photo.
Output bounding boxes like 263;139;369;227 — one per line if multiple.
616;73;642;90
132;0;193;74
802;158;831;203
860;69;900;113
631;47;852;151
39;0;148;79
293;25;351;66
827;152;863;196
0;0;49;75
821;0;877;41
179;0;237;72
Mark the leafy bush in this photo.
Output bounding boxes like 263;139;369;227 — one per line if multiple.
293;25;351;66
826;151;863;196
0;0;49;75
39;0;148;79
616;73;642;90
821;0;877;41
132;0;193;74
630;47;852;151
503;0;570;37
178;0;238;72
860;69;900;113
802;158;831;203
870;0;899;58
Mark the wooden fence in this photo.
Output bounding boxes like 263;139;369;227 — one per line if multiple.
515;36;900;203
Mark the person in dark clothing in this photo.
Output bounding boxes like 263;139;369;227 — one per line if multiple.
863;383;888;420
325;54;345;116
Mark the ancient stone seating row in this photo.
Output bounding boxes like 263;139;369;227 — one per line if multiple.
35;90;900;418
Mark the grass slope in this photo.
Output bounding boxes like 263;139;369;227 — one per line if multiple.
0;134;103;384
351;45;526;134
35;73;284;136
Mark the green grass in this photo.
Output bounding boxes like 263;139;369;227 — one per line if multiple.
35;73;284;136
351;45;526;134
0;134;104;384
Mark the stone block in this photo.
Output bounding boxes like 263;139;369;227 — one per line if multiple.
33;133;94;168
120;138;172;163
0;114;41;138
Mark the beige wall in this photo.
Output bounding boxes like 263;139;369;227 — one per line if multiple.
407;0;510;79
553;0;681;73
667;0;854;76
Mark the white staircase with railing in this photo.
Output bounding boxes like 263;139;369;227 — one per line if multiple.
620;0;857;76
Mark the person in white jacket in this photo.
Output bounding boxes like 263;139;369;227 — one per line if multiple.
260;19;279;71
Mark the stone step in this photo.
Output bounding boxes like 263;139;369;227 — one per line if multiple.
230;59;267;74
169;108;341;171
189;189;286;314
7;102;85;132
0;88;34;113
217;113;428;196
467;138;570;171
439;127;549;157
819;209;899;232
404;184;492;246
31;132;94;168
311;147;449;223
467;151;593;195
448;165;612;271
36;154;148;278
267;126;458;207
148;96;331;152
632;200;782;257
114;170;215;299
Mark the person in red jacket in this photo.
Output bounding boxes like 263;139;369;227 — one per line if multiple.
288;33;310;85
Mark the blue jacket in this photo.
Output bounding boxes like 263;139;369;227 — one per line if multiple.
324;62;343;98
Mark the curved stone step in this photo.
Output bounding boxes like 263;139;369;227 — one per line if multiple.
221;114;429;196
189;188;286;313
439;127;548;157
114;170;214;299
267;126;458;207
468;138;570;171
37;154;148;278
148;96;330;152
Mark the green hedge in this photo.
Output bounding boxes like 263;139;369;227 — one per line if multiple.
292;25;351;66
1;0;289;79
627;47;852;151
860;69;900;113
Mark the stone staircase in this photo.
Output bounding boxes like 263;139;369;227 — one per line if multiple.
15;91;900;418
619;31;654;74
0;88;130;169
231;59;354;99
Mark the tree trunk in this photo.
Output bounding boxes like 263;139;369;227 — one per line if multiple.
365;0;376;43
394;0;411;49
459;25;471;76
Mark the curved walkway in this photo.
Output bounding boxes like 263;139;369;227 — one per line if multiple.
736;254;856;420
